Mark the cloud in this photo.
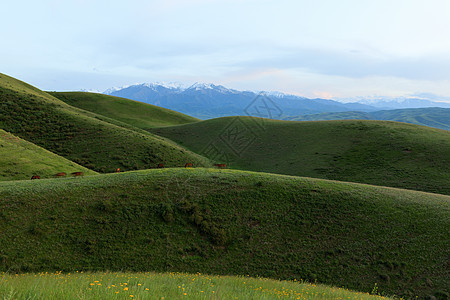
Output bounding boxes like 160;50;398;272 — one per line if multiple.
229;46;450;81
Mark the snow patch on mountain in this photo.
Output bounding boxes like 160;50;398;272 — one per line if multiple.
103;85;135;94
80;88;102;93
186;82;240;94
143;82;186;90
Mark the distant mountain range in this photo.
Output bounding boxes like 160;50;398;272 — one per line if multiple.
104;83;379;119
103;83;450;130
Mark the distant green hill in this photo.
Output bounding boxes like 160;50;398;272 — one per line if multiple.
286;107;450;131
151;117;450;195
0;73;210;173
286;111;371;121
49;92;199;129
1;168;448;299
371;107;450;130
0;129;97;181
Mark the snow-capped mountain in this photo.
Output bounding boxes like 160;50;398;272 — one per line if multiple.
103;82;450;119
142;82;186;91
103;82;378;119
80;88;102;93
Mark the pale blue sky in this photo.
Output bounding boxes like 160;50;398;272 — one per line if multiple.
2;0;450;99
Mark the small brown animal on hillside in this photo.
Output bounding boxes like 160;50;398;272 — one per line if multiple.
31;175;40;180
157;163;164;168
71;172;83;176
115;168;120;173
55;172;66;177
214;163;227;168
185;163;193;168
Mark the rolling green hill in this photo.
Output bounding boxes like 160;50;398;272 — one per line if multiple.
151;117;450;195
0;73;210;173
286;107;450;131
49;92;199;129
0;168;448;299
0;129;97;181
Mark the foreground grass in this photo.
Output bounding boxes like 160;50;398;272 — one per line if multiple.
0;168;448;299
0;271;392;299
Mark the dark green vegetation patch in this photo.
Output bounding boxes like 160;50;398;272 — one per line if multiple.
0;168;448;299
151;117;450;195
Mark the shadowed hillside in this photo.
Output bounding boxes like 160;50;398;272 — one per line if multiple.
151;117;450;195
0;73;210;173
0;168;448;299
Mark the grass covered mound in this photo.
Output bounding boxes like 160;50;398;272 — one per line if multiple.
0;73;210;173
0;168;448;299
0;271;391;299
0;129;97;181
151;117;450;195
49;92;199;130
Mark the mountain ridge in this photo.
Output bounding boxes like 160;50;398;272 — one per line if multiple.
104;83;378;119
104;82;450;120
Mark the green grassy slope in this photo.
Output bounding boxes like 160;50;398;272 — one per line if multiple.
151;117;450;195
0;73;210;173
0;129;97;181
49;92;199;129
0;169;448;299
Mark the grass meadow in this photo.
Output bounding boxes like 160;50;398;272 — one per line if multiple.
0;272;392;300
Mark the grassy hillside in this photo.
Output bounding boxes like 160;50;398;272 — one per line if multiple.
0;271;391;299
49;92;199;129
0;129;97;181
0;73;210;173
286;108;450;131
151;117;450;195
0;168;448;299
